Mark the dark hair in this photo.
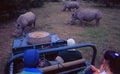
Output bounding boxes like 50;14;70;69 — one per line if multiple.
104;50;120;74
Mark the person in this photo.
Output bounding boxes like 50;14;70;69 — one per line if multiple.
58;38;82;62
90;50;120;74
20;49;43;74
67;38;76;51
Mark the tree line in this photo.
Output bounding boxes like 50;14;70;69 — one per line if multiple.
0;0;120;22
93;0;120;7
0;0;44;22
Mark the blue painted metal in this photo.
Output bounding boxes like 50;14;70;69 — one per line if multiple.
13;38;28;48
5;43;97;74
5;34;97;74
12;34;65;55
13;34;60;48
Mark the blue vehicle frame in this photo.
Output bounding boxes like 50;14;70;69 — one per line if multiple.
5;35;97;74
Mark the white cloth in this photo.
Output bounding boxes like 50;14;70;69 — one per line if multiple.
67;38;76;51
100;71;106;74
55;56;64;63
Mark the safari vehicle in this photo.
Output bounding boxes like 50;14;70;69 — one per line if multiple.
5;31;97;74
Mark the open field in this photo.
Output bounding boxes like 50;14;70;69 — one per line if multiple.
0;1;120;74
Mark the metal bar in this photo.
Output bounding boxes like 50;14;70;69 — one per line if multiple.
39;43;97;65
5;43;97;74
57;66;86;74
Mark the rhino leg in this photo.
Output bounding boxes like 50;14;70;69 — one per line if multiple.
80;19;84;26
28;21;34;28
68;7;71;11
33;19;36;28
62;6;66;11
75;6;79;9
21;27;26;37
96;19;100;26
13;28;23;37
13;33;21;37
70;18;76;25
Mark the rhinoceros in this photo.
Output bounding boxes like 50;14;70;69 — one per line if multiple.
62;1;79;11
70;8;102;26
14;12;36;37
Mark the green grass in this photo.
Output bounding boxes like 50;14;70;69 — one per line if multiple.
78;27;107;40
23;2;120;67
38;23;52;30
77;25;120;66
77;27;109;43
33;2;120;67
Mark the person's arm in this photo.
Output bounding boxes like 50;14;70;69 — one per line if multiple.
90;65;100;74
90;64;105;74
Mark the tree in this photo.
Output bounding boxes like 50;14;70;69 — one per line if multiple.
0;0;44;22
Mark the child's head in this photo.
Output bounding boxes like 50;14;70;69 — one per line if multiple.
24;49;40;68
104;50;120;74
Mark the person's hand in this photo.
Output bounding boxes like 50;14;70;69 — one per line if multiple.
90;65;100;74
99;64;105;72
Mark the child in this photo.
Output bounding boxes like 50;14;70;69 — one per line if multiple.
91;50;120;74
20;49;43;74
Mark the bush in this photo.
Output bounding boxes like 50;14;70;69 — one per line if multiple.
31;0;44;8
94;0;120;7
0;0;44;22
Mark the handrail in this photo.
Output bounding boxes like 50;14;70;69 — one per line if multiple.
40;59;86;73
5;43;97;74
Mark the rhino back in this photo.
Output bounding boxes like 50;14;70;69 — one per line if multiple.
17;12;35;26
23;12;36;22
77;8;101;21
65;1;79;7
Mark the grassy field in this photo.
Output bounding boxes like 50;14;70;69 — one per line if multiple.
0;1;120;73
31;2;120;66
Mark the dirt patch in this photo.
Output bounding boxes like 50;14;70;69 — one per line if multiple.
0;22;15;74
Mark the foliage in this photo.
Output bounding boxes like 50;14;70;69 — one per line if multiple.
94;0;120;7
0;0;44;22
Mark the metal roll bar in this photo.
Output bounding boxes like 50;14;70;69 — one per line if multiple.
5;43;97;74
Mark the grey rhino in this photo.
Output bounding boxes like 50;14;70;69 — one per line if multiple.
62;1;79;11
14;12;36;37
70;8;102;26
13;28;22;37
13;26;32;37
